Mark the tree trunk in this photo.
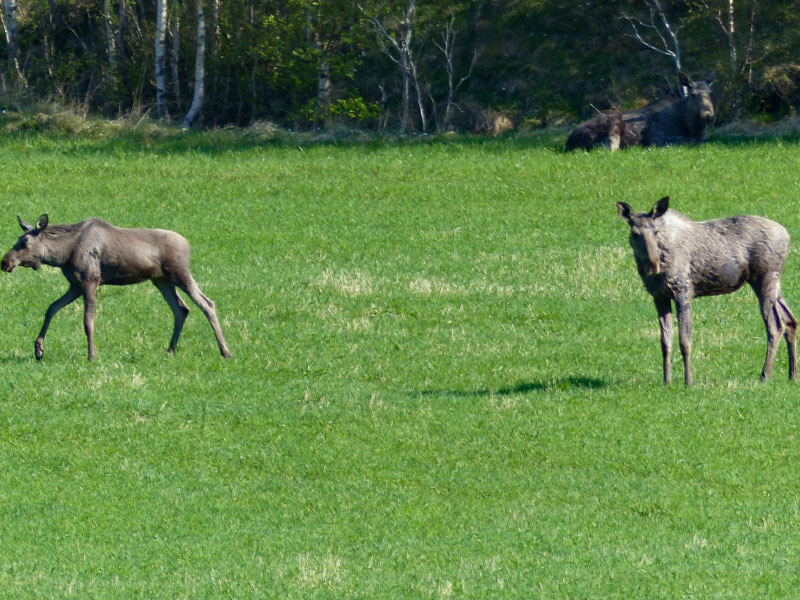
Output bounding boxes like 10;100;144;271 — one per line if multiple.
171;0;181;109
183;0;206;127
743;0;758;86
357;0;416;135
622;0;683;96
398;0;415;135
410;54;427;133
378;83;389;130
726;0;736;78
399;50;410;134
115;0;131;97
314;59;331;130
2;0;25;89
155;0;169;118
103;0;118;86
42;0;59;95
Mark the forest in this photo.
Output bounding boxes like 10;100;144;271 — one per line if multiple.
1;0;800;133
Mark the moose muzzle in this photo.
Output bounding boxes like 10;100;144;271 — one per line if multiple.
1;253;17;273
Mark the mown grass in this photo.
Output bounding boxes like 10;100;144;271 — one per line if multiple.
1;130;800;598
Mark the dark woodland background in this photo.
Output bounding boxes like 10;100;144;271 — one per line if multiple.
1;0;799;132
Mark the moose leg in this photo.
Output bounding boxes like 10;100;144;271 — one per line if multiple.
35;284;82;361
83;281;99;361
176;275;232;358
753;274;789;382
153;279;190;354
654;296;674;383
778;297;798;381
675;297;693;386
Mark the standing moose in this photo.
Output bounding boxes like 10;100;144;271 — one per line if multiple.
566;73;715;151
617;197;797;385
1;214;232;361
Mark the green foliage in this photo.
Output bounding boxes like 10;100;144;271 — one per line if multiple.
5;0;800;130
328;95;382;121
2;132;800;596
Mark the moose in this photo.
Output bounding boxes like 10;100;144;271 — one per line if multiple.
1;214;232;361
617;197;797;385
565;108;626;152
566;72;715;151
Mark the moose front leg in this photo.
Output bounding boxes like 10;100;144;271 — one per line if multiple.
675;297;694;386
655;296;674;383
35;284;82;361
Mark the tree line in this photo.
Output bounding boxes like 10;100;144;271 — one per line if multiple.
1;0;799;133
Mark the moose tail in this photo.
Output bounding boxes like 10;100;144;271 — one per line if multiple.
778;297;798;332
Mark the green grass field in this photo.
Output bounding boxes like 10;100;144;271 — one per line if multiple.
1;131;800;598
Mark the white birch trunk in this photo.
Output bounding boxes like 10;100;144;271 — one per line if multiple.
357;0;416;135
3;0;25;88
183;0;206;127
727;0;736;73
171;0;181;107
622;0;683;96
398;0;415;134
155;0;169;118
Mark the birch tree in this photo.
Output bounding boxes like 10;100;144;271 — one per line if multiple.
433;3;483;132
358;0;421;134
171;0;181;108
183;0;206;127
155;0;169;118
621;0;684;95
2;0;25;89
696;0;759;85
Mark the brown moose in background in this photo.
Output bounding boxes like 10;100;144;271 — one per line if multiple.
566;73;715;151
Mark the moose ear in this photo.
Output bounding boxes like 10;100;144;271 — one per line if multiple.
679;71;693;88
651;197;670;219
35;214;49;231
17;215;33;232
617;202;633;222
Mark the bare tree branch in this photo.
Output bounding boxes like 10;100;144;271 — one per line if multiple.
621;0;683;94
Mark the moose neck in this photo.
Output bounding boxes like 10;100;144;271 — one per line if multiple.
38;224;83;267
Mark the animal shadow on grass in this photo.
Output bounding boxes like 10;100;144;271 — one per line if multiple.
422;376;608;398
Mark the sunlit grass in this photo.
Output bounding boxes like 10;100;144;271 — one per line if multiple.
0;133;799;597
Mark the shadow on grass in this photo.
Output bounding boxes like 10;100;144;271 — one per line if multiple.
422;375;608;397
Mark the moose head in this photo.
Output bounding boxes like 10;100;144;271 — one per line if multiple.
1;214;50;273
617;197;669;277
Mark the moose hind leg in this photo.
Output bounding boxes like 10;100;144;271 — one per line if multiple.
83;281;99;361
177;275;232;358
675;298;693;386
753;275;784;382
35;284;82;361
154;279;190;354
778;296;798;381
